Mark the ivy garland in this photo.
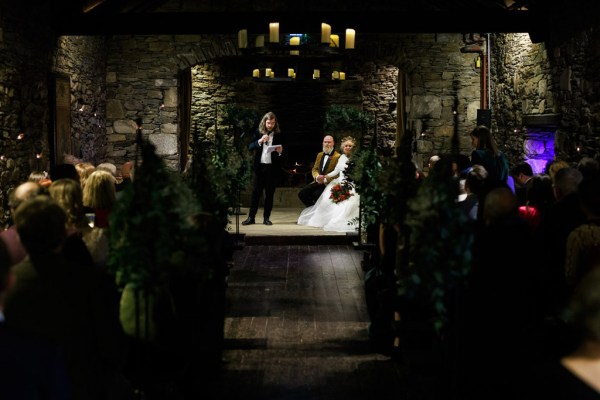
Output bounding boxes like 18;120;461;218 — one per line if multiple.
107;133;205;289
403;173;474;334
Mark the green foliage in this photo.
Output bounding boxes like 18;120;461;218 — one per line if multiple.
403;174;474;334
220;104;260;137
324;105;374;139
345;146;383;228
186;104;257;228
185;129;231;228
376;131;420;227
107;135;205;289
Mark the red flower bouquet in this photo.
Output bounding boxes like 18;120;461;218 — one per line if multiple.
330;183;353;204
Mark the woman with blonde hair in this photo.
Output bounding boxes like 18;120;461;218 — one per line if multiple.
298;136;360;232
75;162;96;189
49;178;109;267
83;170;116;228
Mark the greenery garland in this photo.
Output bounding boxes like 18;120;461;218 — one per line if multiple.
403;172;474;334
107;133;204;289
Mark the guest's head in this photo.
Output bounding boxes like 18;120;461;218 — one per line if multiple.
525;174;554;208
465;164;488;195
48;178;87;229
546;160;570;181
27;171;52;188
577;176;600;219
339;136;356;156
96;162;117;178
120;161;134;181
577;157;600;179
14;196;66;257
552;167;583;201
470;125;500;157
483;187;519;225
428;155;441;171
511;161;533;186
75;162;96;189
8;181;46;214
82;170;116;210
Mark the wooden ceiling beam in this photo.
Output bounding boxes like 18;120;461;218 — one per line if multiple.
53;10;543;36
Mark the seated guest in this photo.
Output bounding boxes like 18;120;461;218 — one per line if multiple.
83;170;117;228
0;237;72;400
0;181;46;266
511;161;534;206
5;195;129;400
75;162;96;190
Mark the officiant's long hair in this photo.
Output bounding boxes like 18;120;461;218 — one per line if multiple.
258;111;281;135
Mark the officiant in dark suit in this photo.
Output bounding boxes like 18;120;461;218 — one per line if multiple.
242;111;286;226
298;135;341;207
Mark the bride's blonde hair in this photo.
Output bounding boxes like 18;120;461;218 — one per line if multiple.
339;136;357;152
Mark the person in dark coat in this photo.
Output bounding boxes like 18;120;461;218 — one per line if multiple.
242;111;286;226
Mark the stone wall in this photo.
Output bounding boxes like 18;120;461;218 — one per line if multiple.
2;22;599;225
0;2;56;226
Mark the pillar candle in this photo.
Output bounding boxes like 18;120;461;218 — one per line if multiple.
238;29;248;49
252;69;260;78
288;68;294;77
313;69;320;79
339;72;346;80
270;70;275;78
255;35;265;48
265;68;271;77
345;29;355;49
321;23;331;44
330;34;339;48
269;22;279;43
290;36;300;55
332;71;339;80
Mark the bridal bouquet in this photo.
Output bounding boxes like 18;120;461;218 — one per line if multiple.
330;183;353;204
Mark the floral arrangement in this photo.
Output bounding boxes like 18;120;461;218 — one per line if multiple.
330;183;353;203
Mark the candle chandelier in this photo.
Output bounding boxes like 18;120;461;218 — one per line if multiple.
238;22;356;82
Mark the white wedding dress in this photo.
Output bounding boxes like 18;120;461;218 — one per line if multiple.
297;154;360;233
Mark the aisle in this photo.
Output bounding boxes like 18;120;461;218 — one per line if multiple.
211;244;409;400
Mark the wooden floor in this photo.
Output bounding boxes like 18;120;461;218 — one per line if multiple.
209;244;414;400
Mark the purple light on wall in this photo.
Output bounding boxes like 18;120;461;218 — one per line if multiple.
523;129;555;174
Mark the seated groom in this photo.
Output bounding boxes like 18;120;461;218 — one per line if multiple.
298;135;341;207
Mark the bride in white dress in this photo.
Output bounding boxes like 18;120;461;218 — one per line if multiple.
297;136;359;232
